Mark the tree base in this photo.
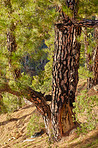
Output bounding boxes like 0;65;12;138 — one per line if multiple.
59;103;79;137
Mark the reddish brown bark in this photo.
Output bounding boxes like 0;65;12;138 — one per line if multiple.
51;1;98;140
51;15;81;140
27;87;52;137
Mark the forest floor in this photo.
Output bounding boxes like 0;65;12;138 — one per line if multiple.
0;79;98;148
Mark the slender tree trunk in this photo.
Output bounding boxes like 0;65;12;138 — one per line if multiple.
84;27;98;89
7;25;23;109
93;28;98;85
0;94;3;112
84;28;93;89
93;47;98;85
84;28;89;69
51;16;81;140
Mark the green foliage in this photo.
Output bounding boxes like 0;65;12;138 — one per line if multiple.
81;138;98;148
0;0;57;95
27;113;45;136
78;66;93;79
86;28;96;55
78;27;97;81
0;0;97;90
78;0;98;18
32;30;54;95
17;73;32;89
0;93;24;113
73;90;98;134
62;2;73;17
0;0;98;114
6;112;13;121
32;64;52;95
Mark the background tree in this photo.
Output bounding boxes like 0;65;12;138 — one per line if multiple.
0;0;98;141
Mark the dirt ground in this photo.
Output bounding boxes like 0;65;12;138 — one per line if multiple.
0;80;98;148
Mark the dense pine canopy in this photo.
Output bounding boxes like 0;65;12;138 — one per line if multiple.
0;0;97;93
0;0;98;141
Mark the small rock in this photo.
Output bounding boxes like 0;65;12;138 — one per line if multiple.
23;138;35;142
93;85;98;92
8;138;11;141
4;142;7;145
8;137;16;141
31;130;44;138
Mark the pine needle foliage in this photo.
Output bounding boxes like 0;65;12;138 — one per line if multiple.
0;0;97;113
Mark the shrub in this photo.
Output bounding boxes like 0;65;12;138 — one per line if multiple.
73;90;98;134
0;93;24;114
27;113;45;136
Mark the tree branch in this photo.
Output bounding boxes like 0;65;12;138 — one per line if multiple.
27;87;51;119
74;19;98;28
55;18;98;31
0;83;21;96
0;83;51;119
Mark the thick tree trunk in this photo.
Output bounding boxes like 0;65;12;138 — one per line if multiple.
51;16;81;140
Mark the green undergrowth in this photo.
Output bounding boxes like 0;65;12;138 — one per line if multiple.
27;113;45;136
0;93;25;114
81;138;98;148
73;90;98;134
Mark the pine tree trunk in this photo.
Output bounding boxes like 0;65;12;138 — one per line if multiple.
0;94;3;112
51;17;81;140
93;28;98;85
84;27;98;89
93;47;98;85
84;28;93;90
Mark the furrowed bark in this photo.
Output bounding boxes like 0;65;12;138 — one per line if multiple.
71;19;98;28
51;17;81;140
27;87;52;137
51;1;98;140
78;20;98;28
